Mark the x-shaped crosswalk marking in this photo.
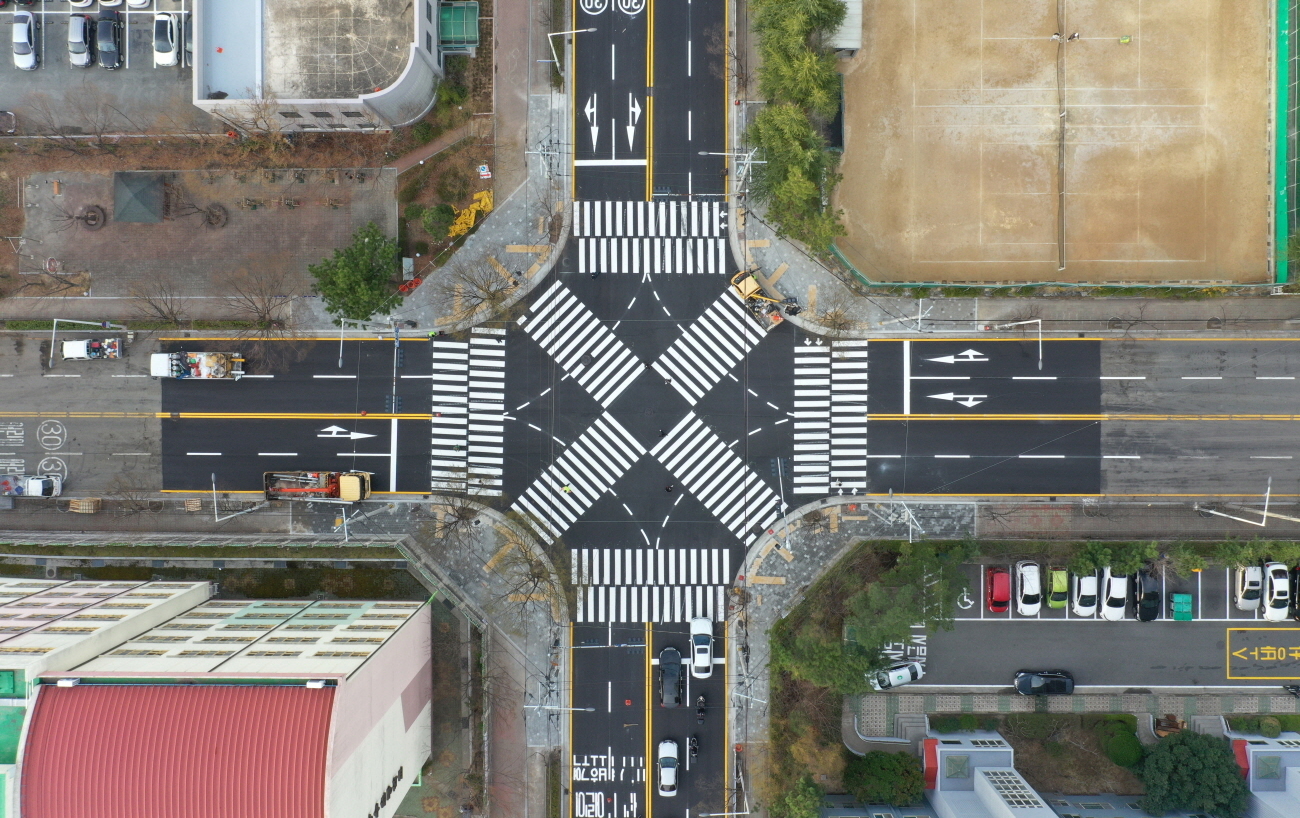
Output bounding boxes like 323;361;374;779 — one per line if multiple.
509;281;778;545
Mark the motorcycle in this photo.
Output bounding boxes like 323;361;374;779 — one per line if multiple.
689;736;699;760
696;695;706;724
1284;685;1300;699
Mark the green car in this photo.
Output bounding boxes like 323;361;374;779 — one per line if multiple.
1046;567;1069;609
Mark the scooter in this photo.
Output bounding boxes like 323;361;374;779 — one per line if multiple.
689;737;699;760
1284;685;1300;699
696;695;706;724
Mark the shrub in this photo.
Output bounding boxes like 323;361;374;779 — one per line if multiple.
411;121;436;145
843;751;924;806
1044;740;1067;759
422;203;457;237
403;204;425;222
1139;731;1250;818
958;714;978;732
1228;716;1261;734
769;776;823;818
980;717;1001;732
1105;732;1143;768
1276;714;1300;733
1260;716;1282;738
929;715;961;734
436;169;472;203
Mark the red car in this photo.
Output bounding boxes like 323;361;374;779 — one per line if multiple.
986;566;1011;613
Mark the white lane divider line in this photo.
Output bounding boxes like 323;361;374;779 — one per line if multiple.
1102;455;1141;459
1257;376;1296;380
258;452;298;456
186;452;222;456
313;374;356;379
1100;376;1145;380
1181;376;1223;380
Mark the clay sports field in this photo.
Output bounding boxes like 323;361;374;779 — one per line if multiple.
833;0;1272;284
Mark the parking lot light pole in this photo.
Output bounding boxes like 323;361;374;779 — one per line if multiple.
991;318;1043;370
547;28;596;77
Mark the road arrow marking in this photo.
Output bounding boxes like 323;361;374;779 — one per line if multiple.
317;425;376;440
927;392;987;408
1232;647;1248;660
627;94;641;150
926;349;989;364
584;95;599;150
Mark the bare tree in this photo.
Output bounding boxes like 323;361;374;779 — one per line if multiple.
105;474;162;515
418;500;484;552
129;279;189;326
432;259;522;324
489;535;571;628
706;23;751;94
218;261;313;372
810;291;858;333
211;86;287;138
22;84;129;152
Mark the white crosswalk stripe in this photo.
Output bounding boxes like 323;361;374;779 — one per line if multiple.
572;200;727;238
653;291;766;404
793;340;869;494
652;412;780;545
575;237;729;275
517;281;643;407
429;328;507;496
510;413;646;543
575;584;728;623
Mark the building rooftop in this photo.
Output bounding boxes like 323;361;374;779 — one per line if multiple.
21;683;335;818
264;0;413;100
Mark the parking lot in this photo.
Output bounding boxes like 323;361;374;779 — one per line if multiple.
955;562;1288;623
0;2;216;134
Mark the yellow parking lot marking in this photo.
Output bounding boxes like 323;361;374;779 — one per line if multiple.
1226;627;1300;679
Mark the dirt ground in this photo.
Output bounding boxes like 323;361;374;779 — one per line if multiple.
1000;716;1144;795
834;0;1271;284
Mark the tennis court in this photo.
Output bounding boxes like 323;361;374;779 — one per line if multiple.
833;0;1271;284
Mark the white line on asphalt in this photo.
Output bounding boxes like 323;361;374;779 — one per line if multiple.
400;375;434;378
186;452;221;456
516;402;530;410
1251;456;1293;459
902;340;911;415
573;159;648;166
389;418;398;490
911;376;971;380
1012;376;1057;380
112;453;152;456
1102;455;1141;459
1182;376;1222;380
336;453;390;457
258;453;298;456
766;401;779;410
867;454;901;458
1100;376;1145;380
242;374;275;379
314;375;356;379
775;418;788;424
1019;454;1065;459
0;374;10;378
934;454;969;459
111;374;149;378
44;374;80;378
528;423;542;432
1257;376;1296;380
747;428;762;436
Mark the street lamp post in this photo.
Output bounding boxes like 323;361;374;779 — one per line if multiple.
547;28;596;77
991;318;1043;370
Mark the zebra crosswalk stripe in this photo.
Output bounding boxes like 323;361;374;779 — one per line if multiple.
653;291;766;403
466;327;505;496
510;412;646;543
576;238;729;274
792;340;869;494
572;548;731;586
518;281;642;406
574;584;728;623
652;412;780;544
573;201;727;238
430;339;470;493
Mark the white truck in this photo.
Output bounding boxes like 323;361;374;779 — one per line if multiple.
151;351;245;381
61;338;123;360
0;474;62;497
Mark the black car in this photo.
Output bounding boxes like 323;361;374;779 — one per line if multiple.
658;647;682;707
96;12;123;71
1135;569;1161;622
1013;669;1075;696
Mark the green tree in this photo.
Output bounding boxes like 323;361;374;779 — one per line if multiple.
1068;542;1112;575
770;619;876;694
1213;541;1261;568
421;203;457;238
308;222;400;323
1138;731;1250;818
1111;541;1159;576
843;751;924;806
769;775;823;818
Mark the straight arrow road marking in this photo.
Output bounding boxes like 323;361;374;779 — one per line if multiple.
317;425;376;440
584;95;599;151
927;392;988;408
926;349;988;364
627;94;641;150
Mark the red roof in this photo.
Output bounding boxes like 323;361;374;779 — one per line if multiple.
22;684;335;818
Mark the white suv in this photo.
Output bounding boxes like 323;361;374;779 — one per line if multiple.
1236;566;1264;612
689;617;713;679
657;739;678;797
12;12;38;72
1071;571;1099;617
1263;562;1291;622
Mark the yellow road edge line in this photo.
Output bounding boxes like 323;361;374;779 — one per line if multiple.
156;336;410;342
153;413;433;420
724;613;731;818
569;620;575;818
645;621;653;818
645;0;655;202
570;0;577;204
868;414;1300;421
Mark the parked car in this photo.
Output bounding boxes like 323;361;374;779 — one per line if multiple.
869;661;925;692
12;11;38;71
1263;562;1291;622
986;566;1010;613
1236;565;1264;612
99;0;123;6
184;13;192;65
1046;567;1068;609
1013;669;1075;696
689;617;713;679
1071;571;1098;617
1135;569;1161;622
657;739;678;797
1014;561;1041;617
97;12;123;70
127;0;151;6
70;0;94;7
153;13;178;67
658;647;682;707
68;14;94;68
1100;567;1129;621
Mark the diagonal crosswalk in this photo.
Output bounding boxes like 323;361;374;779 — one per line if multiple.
652;412;780;545
653;290;766;404
575;237;729;275
793;340;869;494
572;201;727;238
429;328;507;496
518;281;643;407
510;412;646;543
572;547;732;623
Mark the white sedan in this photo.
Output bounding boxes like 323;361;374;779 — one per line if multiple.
1100;567;1130;621
689;617;713;679
657;739;678;797
1015;561;1041;617
1263;562;1291;622
1071;571;1099;617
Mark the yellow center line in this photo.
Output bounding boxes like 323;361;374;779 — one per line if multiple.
870;413;1300;421
0;412;431;420
645;622;653;818
645;0;656;201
